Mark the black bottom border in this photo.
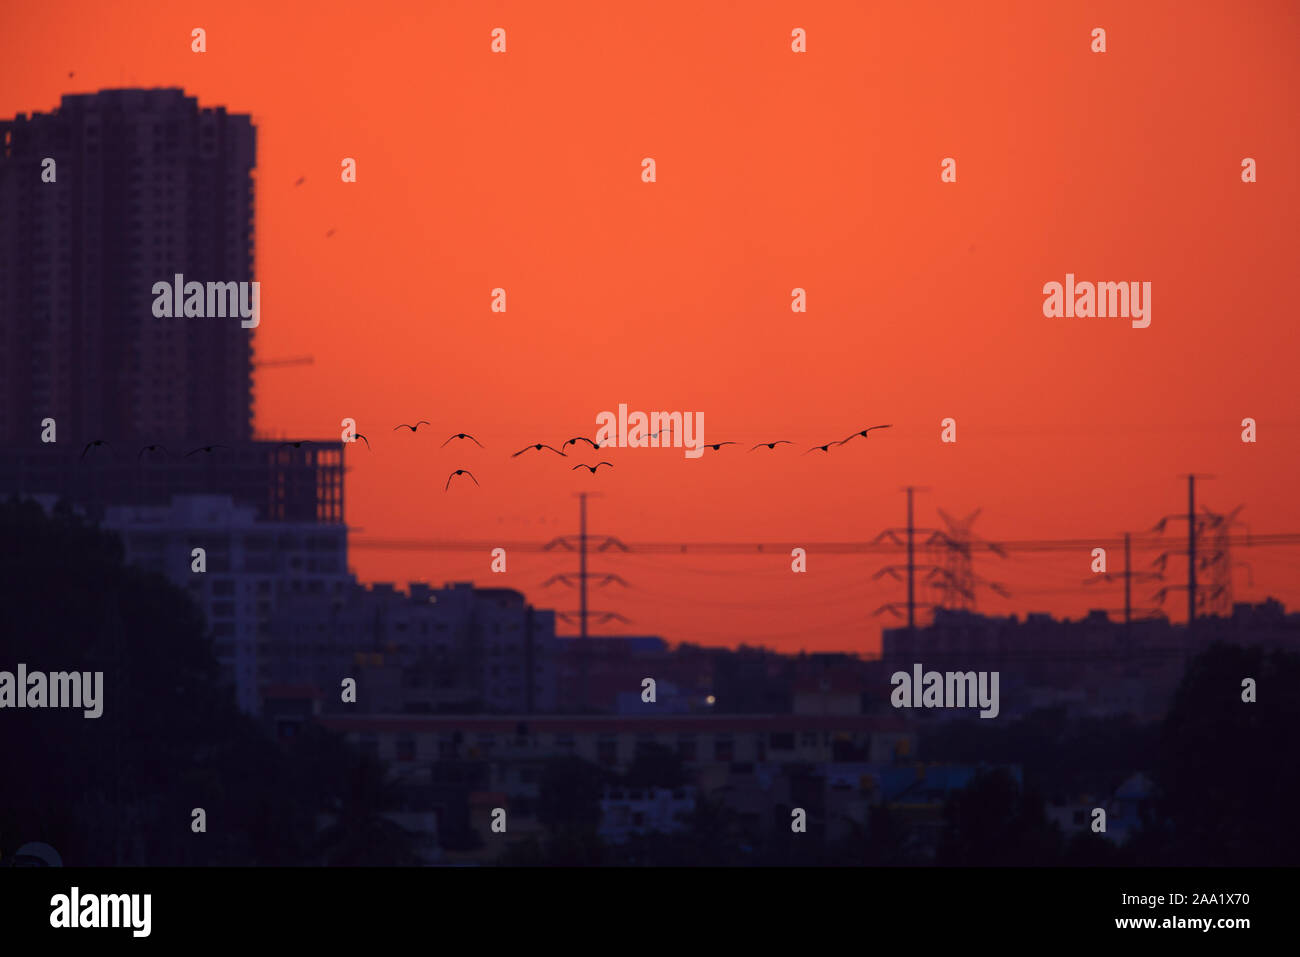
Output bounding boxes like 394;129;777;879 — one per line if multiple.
0;866;1283;943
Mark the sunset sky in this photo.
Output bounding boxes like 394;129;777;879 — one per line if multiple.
4;0;1298;654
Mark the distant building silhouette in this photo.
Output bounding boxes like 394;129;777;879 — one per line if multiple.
274;581;561;716
882;603;1300;721
315;712;915;862
0;89;255;445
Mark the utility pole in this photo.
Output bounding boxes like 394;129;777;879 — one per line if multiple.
1125;532;1132;629
1084;531;1162;635
579;492;589;708
872;486;938;642
541;493;629;713
1187;475;1196;632
1150;474;1214;649
524;606;535;715
906;487;915;635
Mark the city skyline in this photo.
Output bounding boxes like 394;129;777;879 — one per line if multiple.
1;2;1297;659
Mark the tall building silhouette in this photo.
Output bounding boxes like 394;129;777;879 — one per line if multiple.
0;89;340;525
0;88;255;445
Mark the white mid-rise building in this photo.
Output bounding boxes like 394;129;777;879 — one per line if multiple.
101;494;350;712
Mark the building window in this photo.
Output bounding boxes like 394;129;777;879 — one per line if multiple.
396;738;415;762
676;736;697;762
714;736;734;762
597;736;618;766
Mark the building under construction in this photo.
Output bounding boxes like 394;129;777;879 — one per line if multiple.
0;440;345;524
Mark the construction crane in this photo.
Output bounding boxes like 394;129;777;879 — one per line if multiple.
252;356;314;368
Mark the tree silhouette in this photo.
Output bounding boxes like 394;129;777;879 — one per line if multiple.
936;768;1063;865
622;742;686;790
860;804;918;865
309;732;423;866
534;755;608;864
0;497;416;865
1142;643;1300;865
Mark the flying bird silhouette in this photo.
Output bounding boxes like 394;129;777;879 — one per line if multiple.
137;444;170;460
393;421;431;432
563;436;601;450
441;433;484;448
325;228;335;238
185;444;229;457
445;469;479;491
279;440;312;449
572;462;614;473
702;442;738;451
804;442;838;454
294;175;306;186
80;440;111;460
749;441;794;451
838;424;893;445
513;443;566;458
351;433;371;450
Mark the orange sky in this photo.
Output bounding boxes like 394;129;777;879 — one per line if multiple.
4;0;1299;654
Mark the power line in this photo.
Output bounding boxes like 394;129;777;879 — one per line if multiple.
350;532;1300;555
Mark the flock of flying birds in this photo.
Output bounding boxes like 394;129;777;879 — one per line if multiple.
75;173;893;487
389;423;621;489
79;423;892;491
